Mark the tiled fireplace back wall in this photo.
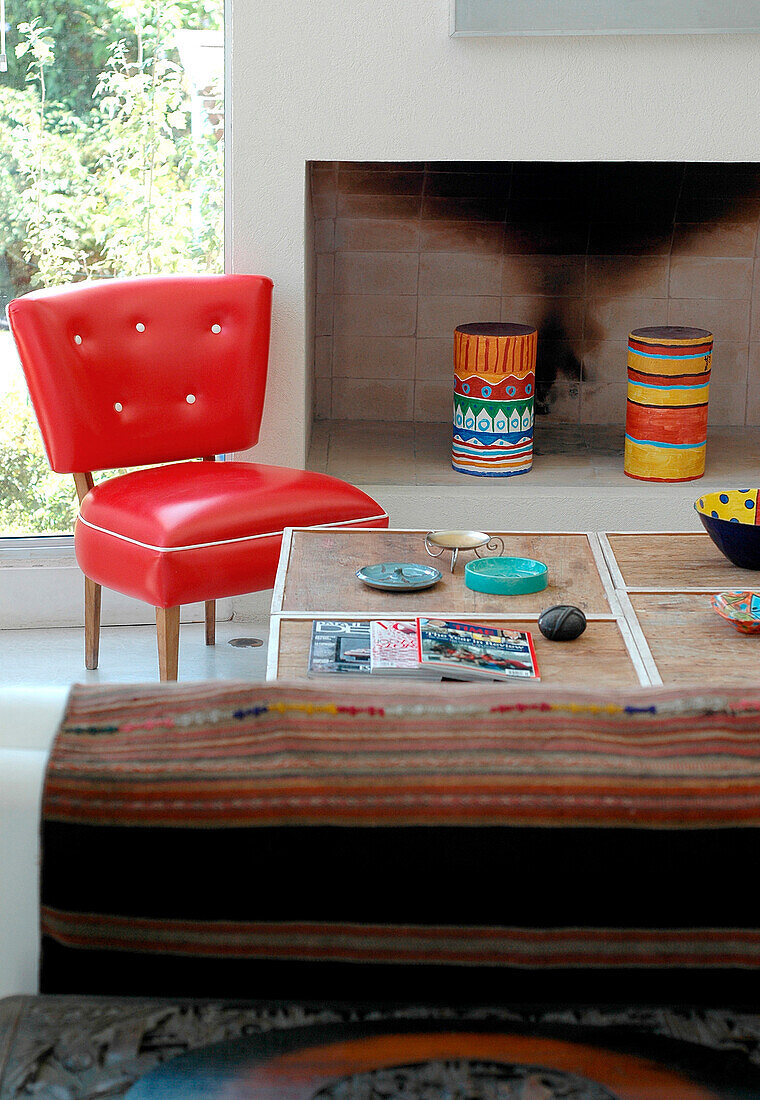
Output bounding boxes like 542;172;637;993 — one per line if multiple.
310;162;760;427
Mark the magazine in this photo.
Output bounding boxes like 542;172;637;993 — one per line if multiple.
308;620;372;676
416;618;540;681
370;620;441;678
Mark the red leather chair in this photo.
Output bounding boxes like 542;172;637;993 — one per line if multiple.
8;275;388;679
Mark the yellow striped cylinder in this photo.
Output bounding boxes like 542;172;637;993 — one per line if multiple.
624;325;713;483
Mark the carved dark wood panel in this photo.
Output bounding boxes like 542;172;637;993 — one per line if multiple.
2;1000;760;1099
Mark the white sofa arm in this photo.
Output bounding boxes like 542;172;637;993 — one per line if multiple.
0;687;68;997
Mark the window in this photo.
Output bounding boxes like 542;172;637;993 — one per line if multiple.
0;0;224;537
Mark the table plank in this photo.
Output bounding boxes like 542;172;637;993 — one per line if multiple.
279;530;612;615
608;532;758;591
631;592;760;686
275;618;641;687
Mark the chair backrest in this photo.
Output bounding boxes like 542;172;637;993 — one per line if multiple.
7;274;273;473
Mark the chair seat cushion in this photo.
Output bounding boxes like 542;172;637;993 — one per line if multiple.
75;462;387;607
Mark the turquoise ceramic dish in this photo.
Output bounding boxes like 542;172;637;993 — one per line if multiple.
464;556;548;595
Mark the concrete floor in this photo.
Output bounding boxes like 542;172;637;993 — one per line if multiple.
0;618;270;688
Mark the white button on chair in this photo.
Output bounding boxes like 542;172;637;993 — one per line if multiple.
211;324;221;334
135;323;145;333
186;394;196;404
74;335;82;345
114;402;123;412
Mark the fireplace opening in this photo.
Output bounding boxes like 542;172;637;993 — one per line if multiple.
306;161;760;489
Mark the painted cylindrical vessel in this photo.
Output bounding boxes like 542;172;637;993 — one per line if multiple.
452;322;537;477
624;325;713;483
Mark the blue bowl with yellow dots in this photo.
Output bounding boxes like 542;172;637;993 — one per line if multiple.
695;490;760;569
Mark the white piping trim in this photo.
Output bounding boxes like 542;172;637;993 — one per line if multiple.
75;512;389;553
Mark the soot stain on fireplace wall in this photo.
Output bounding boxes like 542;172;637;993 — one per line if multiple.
311;162;760;427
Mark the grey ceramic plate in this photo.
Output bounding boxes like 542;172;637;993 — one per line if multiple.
356;562;442;591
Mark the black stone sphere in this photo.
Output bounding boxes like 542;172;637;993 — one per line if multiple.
538;604;587;642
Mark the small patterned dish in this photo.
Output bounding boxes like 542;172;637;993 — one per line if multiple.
356;562;442;591
711;590;760;635
464;556;548;596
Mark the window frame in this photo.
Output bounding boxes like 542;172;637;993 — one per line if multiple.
0;0;230;634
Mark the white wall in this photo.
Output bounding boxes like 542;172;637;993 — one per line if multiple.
230;0;760;468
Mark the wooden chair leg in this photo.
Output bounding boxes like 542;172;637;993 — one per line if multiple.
85;576;101;670
156;606;180;681
205;600;216;646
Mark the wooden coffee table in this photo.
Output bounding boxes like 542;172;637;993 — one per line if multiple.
268;527;760;687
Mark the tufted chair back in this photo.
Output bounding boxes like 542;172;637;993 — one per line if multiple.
7;274;273;473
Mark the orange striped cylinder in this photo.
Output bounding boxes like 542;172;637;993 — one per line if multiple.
452;322;537;477
624;326;713;483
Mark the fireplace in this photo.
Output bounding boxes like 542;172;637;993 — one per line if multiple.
308;161;759;433
297;159;760;528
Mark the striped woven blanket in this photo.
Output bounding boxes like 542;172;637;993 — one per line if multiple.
40;680;760;1000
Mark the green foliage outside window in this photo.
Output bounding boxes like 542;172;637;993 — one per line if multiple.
0;0;223;534
0;371;78;534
